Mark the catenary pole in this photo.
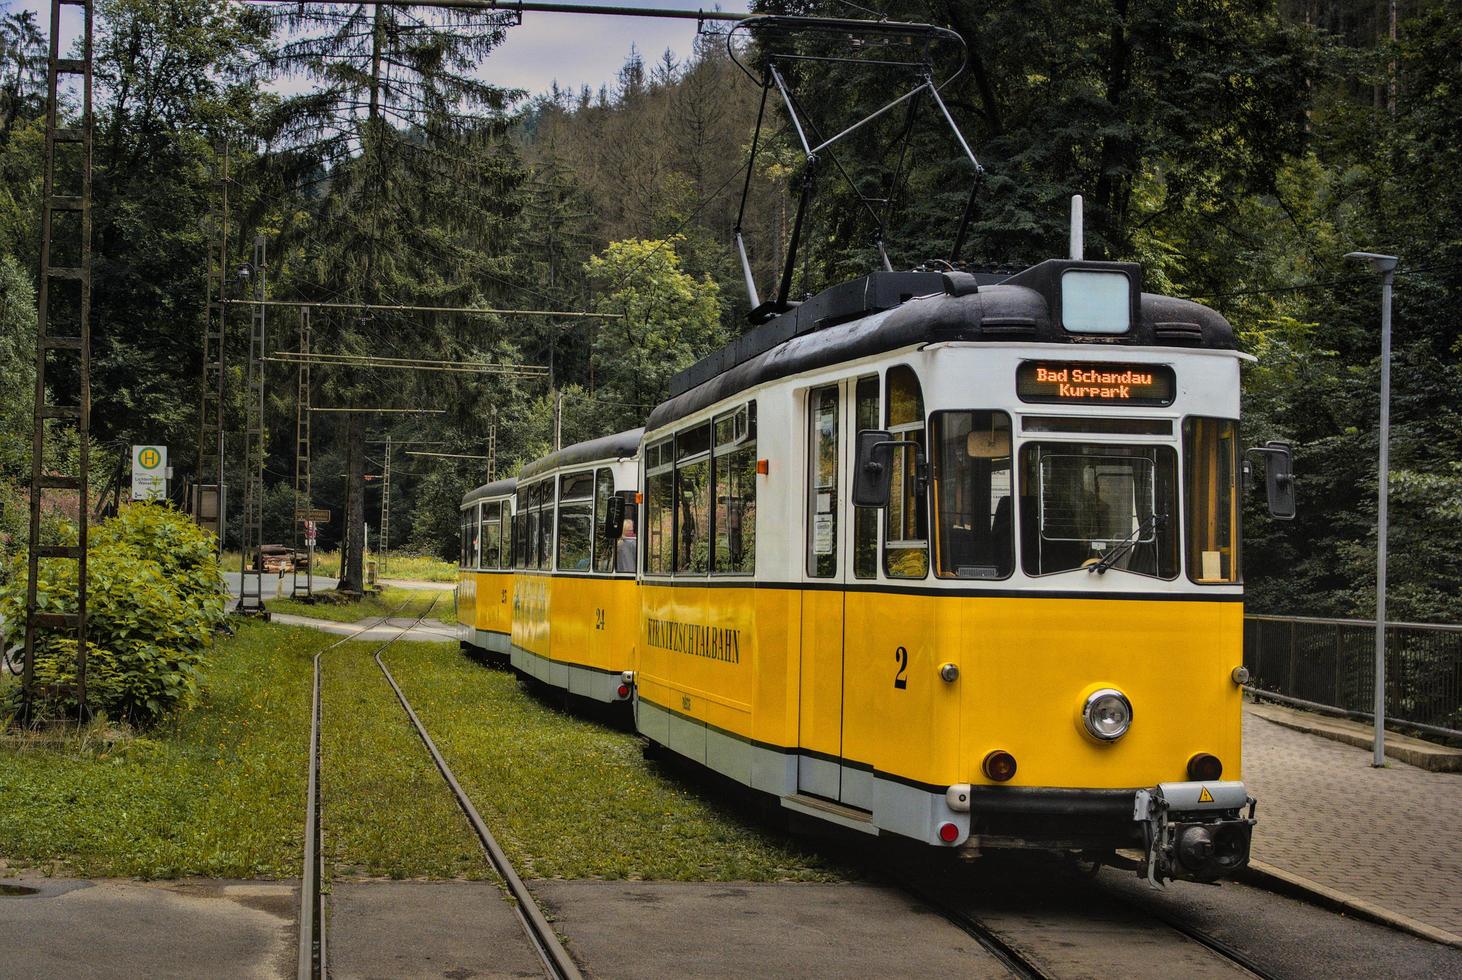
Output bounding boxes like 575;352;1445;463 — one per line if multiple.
1345;251;1398;768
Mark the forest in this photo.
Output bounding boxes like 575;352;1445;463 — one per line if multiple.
0;0;1457;621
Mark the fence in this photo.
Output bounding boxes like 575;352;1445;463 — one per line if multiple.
1243;615;1462;739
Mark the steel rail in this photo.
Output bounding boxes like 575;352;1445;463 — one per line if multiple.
299;599;420;980
885;870;1051;980
1145;907;1281;980
374;600;583;980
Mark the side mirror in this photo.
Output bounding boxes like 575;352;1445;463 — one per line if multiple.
1248;442;1295;521
852;429;896;507
604;494;625;539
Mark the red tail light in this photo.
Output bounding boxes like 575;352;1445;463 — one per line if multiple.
616;684;630;699
937;822;960;844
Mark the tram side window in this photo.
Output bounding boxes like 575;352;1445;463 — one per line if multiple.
808;386;839;577
513;488;528;568
500;506;512;570
537;481;555;570
481;501;500;570
853;376;879;579
1184;418;1241;584
614;490;639;573
675;423;712;574
592;468;615;573
713;403;756;574
932;412;1014;579
557;470;594;571
459;509;470;568
645;439;674;575
884;365;929;578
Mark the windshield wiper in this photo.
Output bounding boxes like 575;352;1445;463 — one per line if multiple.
1088;513;1167;575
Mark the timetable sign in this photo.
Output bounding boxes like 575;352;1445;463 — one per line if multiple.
1016;361;1175;406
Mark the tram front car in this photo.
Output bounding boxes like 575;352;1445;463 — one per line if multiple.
848;259;1293;884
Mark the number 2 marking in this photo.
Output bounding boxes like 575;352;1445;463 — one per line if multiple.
893;646;908;690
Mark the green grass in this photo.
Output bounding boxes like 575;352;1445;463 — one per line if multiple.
0;621;324;878
2;616;849;884
319;642;492;881
221;549;457;583
382;643;849;882
267;585;456;625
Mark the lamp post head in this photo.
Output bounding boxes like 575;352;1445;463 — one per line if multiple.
1345;251;1398;274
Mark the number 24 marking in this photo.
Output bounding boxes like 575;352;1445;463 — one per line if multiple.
595;608;606;630
893;646;908;690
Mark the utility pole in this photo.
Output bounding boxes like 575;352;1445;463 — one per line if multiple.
235;235;267;616
487;412;497;482
1346;250;1398;768
23;0;95;718
291;308;313;598
553;389;563;451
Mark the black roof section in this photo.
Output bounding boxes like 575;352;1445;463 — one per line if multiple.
518;427;645;482
649;261;1235;432
461;477;517;508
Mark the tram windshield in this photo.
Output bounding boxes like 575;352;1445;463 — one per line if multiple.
1018;443;1179;578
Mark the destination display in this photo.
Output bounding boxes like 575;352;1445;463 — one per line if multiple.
1016;361;1175;406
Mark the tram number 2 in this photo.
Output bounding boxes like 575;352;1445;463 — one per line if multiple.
893;646;909;690
595;608;606;631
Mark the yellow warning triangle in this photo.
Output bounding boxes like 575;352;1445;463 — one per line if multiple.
1198;786;1214;803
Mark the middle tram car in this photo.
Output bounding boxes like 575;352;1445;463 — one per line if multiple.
508;429;643;704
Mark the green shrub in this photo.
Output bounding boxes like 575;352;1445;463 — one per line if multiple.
1;504;226;725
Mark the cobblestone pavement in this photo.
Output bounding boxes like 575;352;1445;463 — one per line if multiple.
1243;706;1462;937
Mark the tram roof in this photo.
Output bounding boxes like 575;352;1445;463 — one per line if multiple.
650;261;1236;431
518;427;645;482
461;477;517;508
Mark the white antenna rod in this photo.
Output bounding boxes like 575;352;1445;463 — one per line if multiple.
1070;194;1084;261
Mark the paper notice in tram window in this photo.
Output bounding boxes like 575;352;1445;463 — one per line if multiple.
813;513;835;555
817;491;832;513
1201;551;1222;581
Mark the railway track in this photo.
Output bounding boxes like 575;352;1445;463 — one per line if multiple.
297;594;580;980
891;859;1283;980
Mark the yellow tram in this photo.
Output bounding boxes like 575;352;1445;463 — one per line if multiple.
630;260;1293;884
508;430;642;703
457;478;516;658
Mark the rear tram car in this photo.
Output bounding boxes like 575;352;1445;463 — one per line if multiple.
509;430;643;704
630;260;1293;884
458;478;516;658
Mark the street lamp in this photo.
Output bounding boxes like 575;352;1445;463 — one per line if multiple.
1344;250;1398;769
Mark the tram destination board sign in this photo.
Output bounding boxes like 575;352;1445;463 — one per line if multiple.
1016;361;1175;407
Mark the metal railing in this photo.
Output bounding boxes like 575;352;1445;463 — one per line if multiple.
1243;614;1462;739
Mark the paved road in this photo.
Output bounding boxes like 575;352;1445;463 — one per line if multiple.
1244;706;1462;938
222;571;339;597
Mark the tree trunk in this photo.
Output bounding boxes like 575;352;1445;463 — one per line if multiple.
342;411;365;592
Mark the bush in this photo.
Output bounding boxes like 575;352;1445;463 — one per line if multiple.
1;504;227;726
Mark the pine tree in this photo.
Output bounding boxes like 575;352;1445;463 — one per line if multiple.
258;2;524;591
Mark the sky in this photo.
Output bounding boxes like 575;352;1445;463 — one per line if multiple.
12;0;753;101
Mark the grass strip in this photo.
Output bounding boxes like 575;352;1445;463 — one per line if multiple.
224;550;457;583
382;642;850;882
318;641;493;881
0;621;323;878
268;585;455;625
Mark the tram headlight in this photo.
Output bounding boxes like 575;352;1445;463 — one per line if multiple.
1082;688;1133;741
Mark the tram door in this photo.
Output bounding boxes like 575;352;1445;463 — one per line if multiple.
798;381;852;801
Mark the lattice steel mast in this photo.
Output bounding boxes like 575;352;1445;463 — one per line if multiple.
291;308;313;598
194;144;228;550
23;0;95;717
235;236;267;615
